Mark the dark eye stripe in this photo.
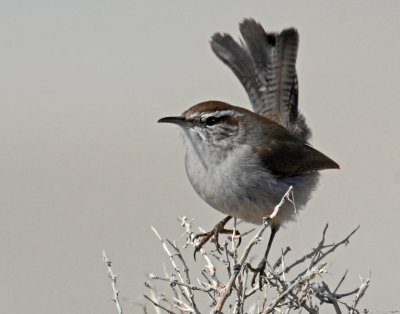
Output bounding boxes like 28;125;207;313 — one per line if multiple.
204;115;231;126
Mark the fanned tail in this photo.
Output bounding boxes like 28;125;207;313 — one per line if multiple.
211;18;311;141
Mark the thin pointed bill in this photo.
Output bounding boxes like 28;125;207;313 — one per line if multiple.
157;116;191;127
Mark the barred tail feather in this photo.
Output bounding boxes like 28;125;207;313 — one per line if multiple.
211;19;311;141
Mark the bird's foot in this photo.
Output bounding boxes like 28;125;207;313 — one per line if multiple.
193;216;241;259
248;258;268;289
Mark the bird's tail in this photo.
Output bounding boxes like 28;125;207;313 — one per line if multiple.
211;18;310;141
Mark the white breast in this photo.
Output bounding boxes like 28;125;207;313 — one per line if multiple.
181;129;320;225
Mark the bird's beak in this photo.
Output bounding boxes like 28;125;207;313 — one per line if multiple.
158;116;190;128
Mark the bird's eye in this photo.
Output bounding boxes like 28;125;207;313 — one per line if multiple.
205;116;219;126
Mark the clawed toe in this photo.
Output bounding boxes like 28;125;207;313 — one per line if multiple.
248;258;267;289
246;225;279;288
193;231;215;259
192;216;241;259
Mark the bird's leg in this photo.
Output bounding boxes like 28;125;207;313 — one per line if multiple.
193;216;241;259
249;225;280;289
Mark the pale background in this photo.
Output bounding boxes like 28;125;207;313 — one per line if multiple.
1;1;399;313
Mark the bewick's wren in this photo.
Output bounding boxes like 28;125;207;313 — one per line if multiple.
158;19;339;279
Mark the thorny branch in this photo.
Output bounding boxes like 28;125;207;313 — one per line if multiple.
99;187;369;313
140;186;369;313
103;250;123;314
140;187;369;313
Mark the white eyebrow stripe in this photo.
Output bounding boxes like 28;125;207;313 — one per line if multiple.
198;110;244;119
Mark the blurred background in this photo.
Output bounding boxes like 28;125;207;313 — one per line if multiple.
1;1;399;313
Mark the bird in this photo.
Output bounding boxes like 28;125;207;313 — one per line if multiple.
158;18;339;284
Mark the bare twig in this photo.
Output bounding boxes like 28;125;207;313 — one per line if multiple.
351;274;371;313
144;295;175;314
284;224;360;276
143;186;368;314
334;269;349;294
263;263;327;313
103;250;123;314
151;227;201;314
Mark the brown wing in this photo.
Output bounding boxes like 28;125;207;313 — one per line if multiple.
254;139;339;178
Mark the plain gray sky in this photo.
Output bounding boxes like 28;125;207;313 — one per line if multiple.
1;1;400;313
